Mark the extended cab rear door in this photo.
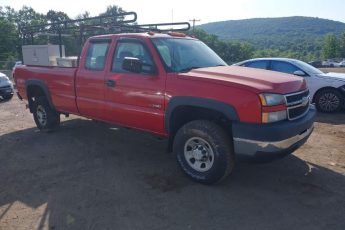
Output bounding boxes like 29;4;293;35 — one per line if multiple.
75;39;111;120
104;37;166;135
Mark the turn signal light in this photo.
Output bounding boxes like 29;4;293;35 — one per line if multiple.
262;110;287;123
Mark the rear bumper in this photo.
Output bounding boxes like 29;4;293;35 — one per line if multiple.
232;105;316;160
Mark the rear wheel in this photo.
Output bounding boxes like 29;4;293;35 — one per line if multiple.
315;89;343;113
33;97;60;131
173;120;235;184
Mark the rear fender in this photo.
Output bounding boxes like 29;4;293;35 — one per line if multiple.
25;80;55;113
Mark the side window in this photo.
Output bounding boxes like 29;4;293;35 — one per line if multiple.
245;61;268;69
271;61;300;74
85;41;110;70
155;45;172;68
112;41;155;74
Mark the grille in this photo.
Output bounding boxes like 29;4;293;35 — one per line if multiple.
285;89;309;105
288;103;309;120
285;90;310;120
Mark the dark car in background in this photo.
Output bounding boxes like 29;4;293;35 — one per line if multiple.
0;72;14;100
308;60;322;68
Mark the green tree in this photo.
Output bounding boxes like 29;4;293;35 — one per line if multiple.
100;5;125;17
340;32;345;58
1;6;17;23
322;33;340;59
16;6;46;28
46;10;70;28
0;8;18;62
189;28;253;63
0;19;17;61
99;5;126;23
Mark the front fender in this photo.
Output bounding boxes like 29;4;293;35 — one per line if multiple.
165;96;239;133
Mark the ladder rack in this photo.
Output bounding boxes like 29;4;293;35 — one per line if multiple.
19;11;191;57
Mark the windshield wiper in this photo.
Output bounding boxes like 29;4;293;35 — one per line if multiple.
179;66;202;73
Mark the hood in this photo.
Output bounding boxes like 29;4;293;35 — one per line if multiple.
0;79;13;88
0;73;13;88
0;72;7;78
318;72;345;82
179;66;306;94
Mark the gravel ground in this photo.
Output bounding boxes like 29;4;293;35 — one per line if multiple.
0;97;345;230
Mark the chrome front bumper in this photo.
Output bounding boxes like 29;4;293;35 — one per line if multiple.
233;126;313;158
232;106;316;159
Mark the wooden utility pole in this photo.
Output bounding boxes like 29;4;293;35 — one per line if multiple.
189;19;201;34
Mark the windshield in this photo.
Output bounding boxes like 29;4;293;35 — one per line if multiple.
151;38;227;72
292;60;324;75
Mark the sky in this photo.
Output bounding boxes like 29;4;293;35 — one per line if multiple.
1;0;345;25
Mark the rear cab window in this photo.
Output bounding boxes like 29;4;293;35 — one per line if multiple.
85;41;110;71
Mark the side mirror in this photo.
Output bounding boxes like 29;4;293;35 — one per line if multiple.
293;70;307;76
122;57;156;74
122;57;142;73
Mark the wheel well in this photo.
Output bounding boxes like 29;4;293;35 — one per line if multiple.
26;85;46;113
167;106;233;151
312;87;341;103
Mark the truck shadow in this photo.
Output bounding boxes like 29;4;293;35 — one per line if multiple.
1;118;345;229
315;111;345;125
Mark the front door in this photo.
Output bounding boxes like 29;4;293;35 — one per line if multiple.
104;38;166;135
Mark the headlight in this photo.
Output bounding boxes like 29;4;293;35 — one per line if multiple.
262;110;287;123
259;93;285;106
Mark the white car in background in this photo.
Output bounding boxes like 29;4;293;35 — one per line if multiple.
339;59;345;67
235;58;345;113
322;59;339;67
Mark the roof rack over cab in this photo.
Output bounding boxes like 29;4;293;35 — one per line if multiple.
19;11;191;58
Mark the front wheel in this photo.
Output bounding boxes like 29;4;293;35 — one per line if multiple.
33;97;60;131
315;89;343;113
173;120;235;184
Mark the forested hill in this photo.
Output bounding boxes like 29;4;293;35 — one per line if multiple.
199;16;345;51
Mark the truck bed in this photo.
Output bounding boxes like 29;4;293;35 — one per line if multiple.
15;66;79;114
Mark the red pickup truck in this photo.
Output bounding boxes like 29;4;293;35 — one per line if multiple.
14;32;316;184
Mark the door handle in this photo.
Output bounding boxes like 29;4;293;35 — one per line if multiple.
106;79;116;87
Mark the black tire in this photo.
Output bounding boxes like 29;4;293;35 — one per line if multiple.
3;94;13;100
173;120;235;184
33;97;60;131
314;89;343;113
